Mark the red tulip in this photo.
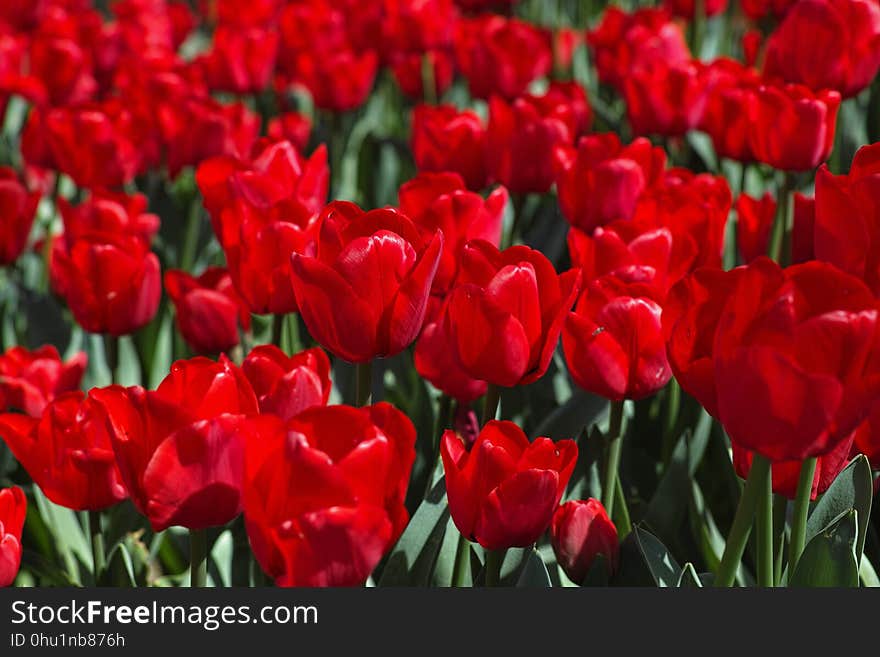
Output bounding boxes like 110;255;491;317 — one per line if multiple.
444;241;580;387
700;58;762;163
742;0;797;20
241;345;331;421
568;224;685;299
243;403;416;586
291;48;379;112
390;50;455;100
454;0;517;11
0;392;128;511
196;140;329;315
266;112;312;153
415;298;488;403
289;201;442;363
853;400;880;468
554;134;667;233
199;26;279;94
551;499;619;584
0;167;40;266
90;356;259;531
749;83;840;172
763;0;880;98
0;345;86;418
814;142;880;295
733;434;853;500
629;169;732;273
623;59;709;138
563;275;671;401
678;259;880;461
398;172;506;310
165;267;252;355
44;103;141;189
0;486;25;588
411;104;489;191
587;7;690;91
454;15;551;100
28;34;96;107
441;420;577;550
487;92;576;194
50;194;161;337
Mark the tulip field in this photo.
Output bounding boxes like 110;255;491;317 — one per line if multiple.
1;0;880;591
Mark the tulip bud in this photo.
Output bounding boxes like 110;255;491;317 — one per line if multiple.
551;499;619;584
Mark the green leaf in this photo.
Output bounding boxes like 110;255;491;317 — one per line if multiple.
378;478;450;586
791;510;859;587
806;455;872;561
859;553;880;588
210;530;234;587
613;525;681;587
516;549;552;588
676;562;702;587
33;488;90;584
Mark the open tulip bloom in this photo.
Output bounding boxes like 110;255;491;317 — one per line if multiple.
2;0;880;594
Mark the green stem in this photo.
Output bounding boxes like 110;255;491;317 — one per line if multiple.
355;361;373;407
103;334;119;385
692;0;706;58
767;172;795;266
601;400;625;517
482;384;501;426
788;457;818;576
773;494;788;586
424;394;453;499
662;379;681;447
89;510;105;587
271;314;284;349
190;528;207;588
484;549;504;587
180;198;201;273
451;534;469;587
613;476;632;539
754;455;774;587
714;454;771;587
504;194;526;249
421;53;437;105
286;313;302;354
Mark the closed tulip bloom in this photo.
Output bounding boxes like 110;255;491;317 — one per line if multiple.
0;345;86;418
90;356;259;531
242;345;331;421
623;60;710;138
662;266;744;418
411;104;489;191
454;15;551;100
292;48;379;112
814;142;880;295
732;435;853;500
700;59;762;163
630;169;732;272
196;140;329;315
290;201;442;363
714;259;880;461
165;267;252;355
391;50;455;101
44;103;141;189
487;93;576;194
199;26;279;95
415;298;488;403
551;499;619;584
244;403;416;586
563;275;671;401
0;392;128;511
749;83;840;172
445;241;580;387
763;0;880;98
554;134;667;233
441;420;577;550
398;172;506;309
587;7;690;91
0;486;25;587
568;224;686;299
0;167;39;266
50;195;161;337
266;112;312;153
